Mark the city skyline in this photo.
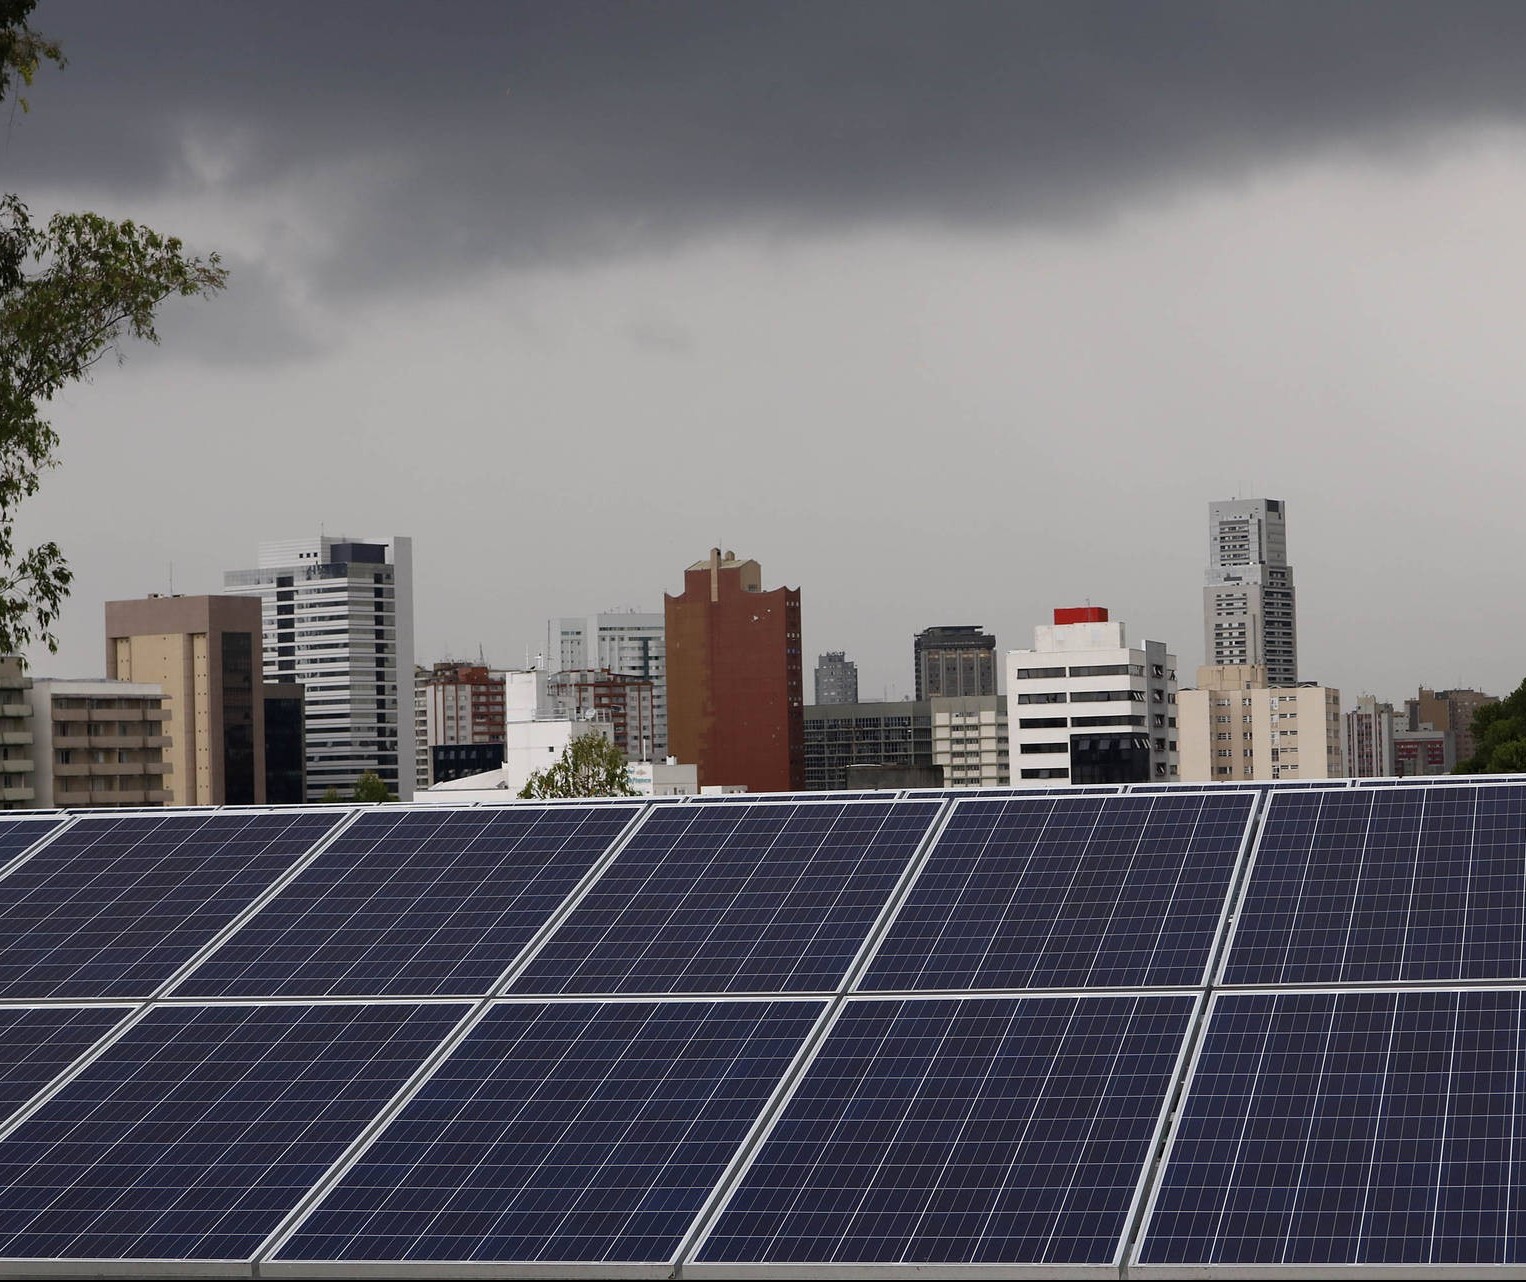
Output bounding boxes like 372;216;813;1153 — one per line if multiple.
9;4;1526;707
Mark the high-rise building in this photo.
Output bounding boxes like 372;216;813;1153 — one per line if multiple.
104;595;265;806
0;657;35;808
1177;664;1344;782
550;612;666;758
416;661;508;789
28;678;169;808
224;535;414;802
262;682;306;804
665;549;803;792
913;626;996;701
1006;606;1178;786
814;651;859;706
546;669;657;764
1406;687;1498;768
931;694;1010;787
1346;694;1396;778
1204;498;1298;687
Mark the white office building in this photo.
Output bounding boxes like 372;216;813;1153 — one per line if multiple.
1006;607;1178;786
225;535;415;802
1204;498;1298;687
550;612;666;758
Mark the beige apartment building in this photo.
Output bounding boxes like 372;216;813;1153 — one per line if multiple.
930;695;1010;787
106;595;265;806
0;657;35;808
1179;664;1343;782
28;678;169;808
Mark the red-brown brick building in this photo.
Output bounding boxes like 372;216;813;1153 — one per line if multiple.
665;550;804;792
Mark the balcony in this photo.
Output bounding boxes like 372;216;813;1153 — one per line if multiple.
91;734;143;750
0;704;31;718
51;707;88;722
0;731;32;747
51;734;89;751
0;786;34;804
54;762;89;777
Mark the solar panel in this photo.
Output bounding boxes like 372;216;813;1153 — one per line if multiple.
0;811;342;1000
1136;988;1526;1269
0;817;65;872
694;993;1195;1268
275;999;824;1266
511;801;940;995
172;805;639;999
688;790;888;803
862;793;1254;991
0;1006;133;1125
1224;784;1526;984
0;1001;466;1264
903;785;1126;800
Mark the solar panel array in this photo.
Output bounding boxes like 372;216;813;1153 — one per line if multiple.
0;777;1521;1277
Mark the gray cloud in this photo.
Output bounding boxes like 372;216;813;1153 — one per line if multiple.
11;1;1526;297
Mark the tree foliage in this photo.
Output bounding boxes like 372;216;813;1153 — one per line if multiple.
0;2;225;660
1455;679;1526;775
352;770;394;803
518;732;637;799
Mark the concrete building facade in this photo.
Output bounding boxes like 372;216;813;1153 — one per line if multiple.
665;550;804;793
546;669;657;764
105;595;265;806
551;612;666;759
1405;687;1498;768
930;695;1009;788
0;658;35;808
1178;664;1344;782
28;679;169;808
1347;694;1397;778
1006;607;1178;786
814;651;859;706
1204;498;1298;687
803;700;933;792
914;626;997;701
224;535;414;802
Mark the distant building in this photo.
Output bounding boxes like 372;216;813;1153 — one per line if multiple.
28;678;168;808
1204;498;1298;687
431;741;506;784
1346;695;1396;778
416;661;507;788
104;595;265;806
814;651;859;706
551;612;667;758
913;626;996;701
930;695;1010;788
803;700;933;791
546;669;657;763
262;682;306;804
0;658;35;808
224;535;414;802
665;549;803;792
1177;664;1344;782
1394;727;1451;777
1006;607;1178;786
1405;687;1497;768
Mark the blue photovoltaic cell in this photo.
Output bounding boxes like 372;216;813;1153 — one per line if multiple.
687;791;887;803
903;786;1125;800
174;805;637;998
698;993;1194;1267
862;793;1254;991
1140;989;1526;1268
277;999;823;1265
1225;784;1526;984
0;1002;465;1262
511;801;939;995
0;1006;132;1122
0;818;64;869
0;811;341;1000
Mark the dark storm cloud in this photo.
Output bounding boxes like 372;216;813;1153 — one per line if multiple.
10;0;1526;293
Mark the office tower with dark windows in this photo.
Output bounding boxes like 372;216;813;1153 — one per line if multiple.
913;625;996;700
225;535;414;802
813;651;859;705
1204;498;1297;687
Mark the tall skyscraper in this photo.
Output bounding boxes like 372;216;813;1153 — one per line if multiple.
813;651;859;705
105;594;266;805
225;535;415;802
913;626;997;700
550;611;666;758
665;549;803;792
1204;498;1298;687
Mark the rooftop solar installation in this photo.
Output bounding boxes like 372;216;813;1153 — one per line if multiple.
695;993;1195;1269
511;800;940;995
0;816;64;870
862;793;1255;991
0;1005;133;1123
903;785;1126;800
1224;783;1526;984
1136;987;1526;1270
0;811;342;1000
171;804;639;999
276;998;824;1267
0;1001;467;1265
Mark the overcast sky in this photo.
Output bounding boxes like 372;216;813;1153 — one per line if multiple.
6;1;1526;704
